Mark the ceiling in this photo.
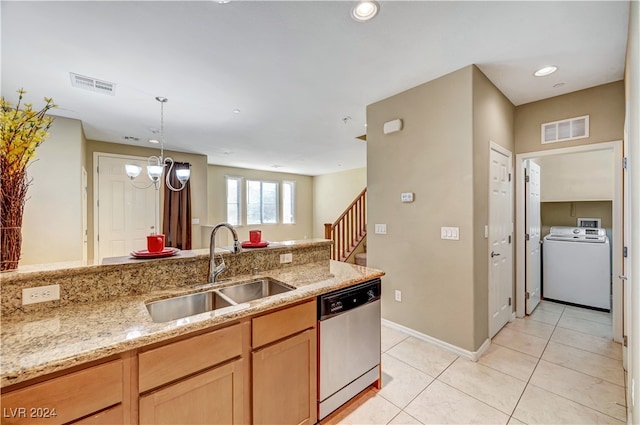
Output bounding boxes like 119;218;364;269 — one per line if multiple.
1;1;630;176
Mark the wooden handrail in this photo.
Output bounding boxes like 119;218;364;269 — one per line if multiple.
324;188;367;261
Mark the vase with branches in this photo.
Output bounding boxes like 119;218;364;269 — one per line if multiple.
1;89;56;271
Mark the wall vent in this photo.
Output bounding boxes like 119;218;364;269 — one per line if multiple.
541;115;589;144
70;73;116;96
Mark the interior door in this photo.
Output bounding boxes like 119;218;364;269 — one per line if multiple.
525;160;542;314
489;145;513;338
96;155;157;262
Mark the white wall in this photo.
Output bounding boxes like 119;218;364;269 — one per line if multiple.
312;167;366;238
537;150;614;201
21;117;85;265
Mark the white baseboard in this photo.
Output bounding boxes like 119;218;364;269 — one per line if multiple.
381;318;491;362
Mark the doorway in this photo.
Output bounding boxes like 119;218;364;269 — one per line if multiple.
515;140;623;343
93;153;158;263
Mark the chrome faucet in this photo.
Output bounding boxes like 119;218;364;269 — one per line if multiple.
208;222;242;283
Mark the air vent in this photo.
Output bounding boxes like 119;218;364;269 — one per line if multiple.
541;115;589;144
70;73;116;96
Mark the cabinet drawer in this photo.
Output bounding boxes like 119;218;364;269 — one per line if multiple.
71;404;123;425
139;323;242;392
252;300;315;348
1;360;123;425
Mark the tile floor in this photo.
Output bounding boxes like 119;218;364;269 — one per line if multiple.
324;301;626;425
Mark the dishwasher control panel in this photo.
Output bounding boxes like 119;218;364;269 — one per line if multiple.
318;278;381;320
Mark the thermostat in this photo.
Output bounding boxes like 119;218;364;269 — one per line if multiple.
401;192;414;203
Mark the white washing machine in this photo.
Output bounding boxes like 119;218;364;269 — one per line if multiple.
542;226;611;311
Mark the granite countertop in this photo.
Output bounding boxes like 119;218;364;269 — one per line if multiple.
1;260;383;388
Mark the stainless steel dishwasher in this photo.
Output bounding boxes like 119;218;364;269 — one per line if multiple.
317;278;381;420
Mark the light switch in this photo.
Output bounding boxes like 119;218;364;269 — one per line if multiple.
441;226;460;240
375;224;387;234
401;192;414;203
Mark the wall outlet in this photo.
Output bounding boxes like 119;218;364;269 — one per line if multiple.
394;290;402;302
191;218;200;225
280;253;293;264
22;284;60;305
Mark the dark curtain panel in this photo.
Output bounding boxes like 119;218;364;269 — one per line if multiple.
163;161;192;249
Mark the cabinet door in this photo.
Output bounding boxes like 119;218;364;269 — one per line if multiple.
252;329;317;425
139;359;244;425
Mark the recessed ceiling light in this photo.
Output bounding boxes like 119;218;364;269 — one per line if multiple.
218;0;231;4
233;109;241;114
149;139;160;144
534;66;558;77
351;1;379;22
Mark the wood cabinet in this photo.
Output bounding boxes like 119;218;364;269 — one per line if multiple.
1;359;126;425
137;322;249;425
139;359;244;425
251;300;317;425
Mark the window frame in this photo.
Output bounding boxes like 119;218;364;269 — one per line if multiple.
225;175;243;226
246;179;280;225
282;180;296;224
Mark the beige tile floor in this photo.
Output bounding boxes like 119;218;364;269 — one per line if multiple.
324;301;626;425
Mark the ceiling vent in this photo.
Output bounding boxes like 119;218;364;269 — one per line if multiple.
70;73;116;96
541;115;589;144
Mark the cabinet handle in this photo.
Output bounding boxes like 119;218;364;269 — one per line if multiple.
491;251;501;258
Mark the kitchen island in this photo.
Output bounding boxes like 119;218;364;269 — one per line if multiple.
0;240;383;425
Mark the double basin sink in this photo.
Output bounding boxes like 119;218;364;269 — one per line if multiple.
146;278;295;323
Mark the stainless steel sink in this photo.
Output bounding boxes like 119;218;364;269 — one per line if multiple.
218;278;294;304
146;290;234;323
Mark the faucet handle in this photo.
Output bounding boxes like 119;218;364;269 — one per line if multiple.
233;240;243;254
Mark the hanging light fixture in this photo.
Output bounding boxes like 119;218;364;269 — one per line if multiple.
125;96;190;191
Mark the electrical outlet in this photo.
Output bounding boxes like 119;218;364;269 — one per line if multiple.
22;284;60;305
280;253;293;264
394;290;402;302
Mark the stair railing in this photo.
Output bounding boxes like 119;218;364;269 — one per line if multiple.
324;188;366;261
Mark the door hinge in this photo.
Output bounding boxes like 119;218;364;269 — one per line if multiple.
525;292;530;300
508;173;512;182
624;246;628;258
525;175;530;183
525;233;530;241
96;165;99;174
97;234;100;242
508;297;512;306
624;335;628;347
97;199;99;208
508;235;512;244
623;157;628;170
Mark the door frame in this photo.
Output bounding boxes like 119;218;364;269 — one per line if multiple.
92;152;154;263
515;140;623;343
488;141;514;338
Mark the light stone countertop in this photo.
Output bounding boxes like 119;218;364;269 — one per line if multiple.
1;260;383;388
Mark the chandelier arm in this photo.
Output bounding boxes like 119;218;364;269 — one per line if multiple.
128;179;157;190
164;157;186;192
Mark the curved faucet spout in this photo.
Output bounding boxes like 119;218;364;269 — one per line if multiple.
208;222;242;283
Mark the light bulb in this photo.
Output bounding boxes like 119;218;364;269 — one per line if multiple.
125;164;142;178
176;169;191;183
147;165;164;181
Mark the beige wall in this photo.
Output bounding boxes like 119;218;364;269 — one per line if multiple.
206;165;313;247
537;150;614;202
86;140;209;255
515;81;625;154
540;201;612;237
312;167;367;238
368;66;513;352
471;66;516;348
21;117;85;265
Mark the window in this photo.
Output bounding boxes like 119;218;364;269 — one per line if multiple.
247;180;278;225
226;176;242;225
282;181;295;224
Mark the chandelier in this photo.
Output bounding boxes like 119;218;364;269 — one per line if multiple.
125;96;190;191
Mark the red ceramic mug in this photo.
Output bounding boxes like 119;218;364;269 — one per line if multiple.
249;230;262;243
147;234;165;253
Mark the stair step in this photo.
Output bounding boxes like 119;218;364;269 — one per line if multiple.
355;253;367;266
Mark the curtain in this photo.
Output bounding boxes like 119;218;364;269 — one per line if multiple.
163;161;192;249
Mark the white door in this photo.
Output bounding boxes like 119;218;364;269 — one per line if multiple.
96;154;157;262
525;160;542;314
489;144;513;338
